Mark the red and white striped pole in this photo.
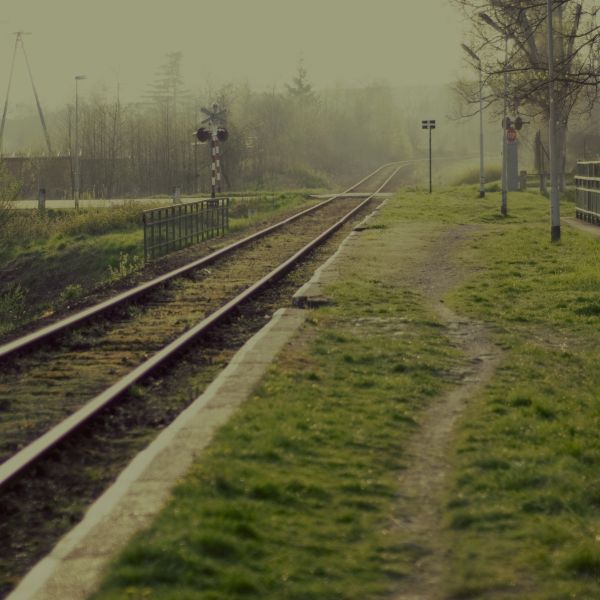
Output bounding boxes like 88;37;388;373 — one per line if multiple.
215;135;221;194
210;134;217;198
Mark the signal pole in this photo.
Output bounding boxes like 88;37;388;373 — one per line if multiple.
421;119;436;193
195;103;228;199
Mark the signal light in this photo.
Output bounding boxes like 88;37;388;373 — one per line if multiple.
217;127;228;142
196;127;210;142
514;116;523;130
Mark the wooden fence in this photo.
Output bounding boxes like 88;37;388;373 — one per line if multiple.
143;197;229;262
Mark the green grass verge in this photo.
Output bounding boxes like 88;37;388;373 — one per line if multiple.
436;191;600;598
92;202;462;599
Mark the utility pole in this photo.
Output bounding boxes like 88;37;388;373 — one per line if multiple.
461;43;485;198
479;13;509;215
501;34;508;216
74;75;86;209
547;0;560;242
0;32;52;155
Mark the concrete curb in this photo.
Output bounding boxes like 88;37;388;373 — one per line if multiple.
562;216;600;238
8;308;306;600
293;200;387;307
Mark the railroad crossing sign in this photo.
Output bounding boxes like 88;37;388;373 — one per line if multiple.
506;127;517;143
195;103;229;198
421;119;436;130
502;116;523;131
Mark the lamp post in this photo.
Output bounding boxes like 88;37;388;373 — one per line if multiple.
547;0;560;242
461;43;485;198
74;75;86;209
480;12;509;215
421;119;436;193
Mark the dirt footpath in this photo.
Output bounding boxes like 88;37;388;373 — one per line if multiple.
389;225;503;600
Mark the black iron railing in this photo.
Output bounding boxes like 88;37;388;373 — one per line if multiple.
143;198;229;262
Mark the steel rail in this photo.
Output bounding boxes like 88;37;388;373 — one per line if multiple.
0;164;404;491
0;163;401;362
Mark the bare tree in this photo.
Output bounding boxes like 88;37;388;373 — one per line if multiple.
454;0;600;181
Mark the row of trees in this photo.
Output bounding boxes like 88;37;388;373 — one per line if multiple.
29;56;419;197
3;53;500;198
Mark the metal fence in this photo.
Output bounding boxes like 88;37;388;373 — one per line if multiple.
143;197;229;262
575;161;600;223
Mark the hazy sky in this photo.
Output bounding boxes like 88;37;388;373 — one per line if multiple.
0;0;468;111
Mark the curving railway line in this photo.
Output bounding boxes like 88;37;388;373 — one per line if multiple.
0;161;406;598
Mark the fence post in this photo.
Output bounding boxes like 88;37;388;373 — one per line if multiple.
519;171;527;192
143;212;148;263
38;188;46;212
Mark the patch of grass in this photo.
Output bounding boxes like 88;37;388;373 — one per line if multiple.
228;193;317;232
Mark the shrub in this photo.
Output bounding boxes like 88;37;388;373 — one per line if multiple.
452;166;502;186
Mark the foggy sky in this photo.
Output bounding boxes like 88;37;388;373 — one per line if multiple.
1;0;467;111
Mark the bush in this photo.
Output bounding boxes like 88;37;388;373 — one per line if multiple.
452;166;502;186
1;202;149;255
0;284;27;334
0;161;22;249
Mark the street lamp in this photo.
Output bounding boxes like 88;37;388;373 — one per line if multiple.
461;43;485;198
480;12;508;215
74;75;86;209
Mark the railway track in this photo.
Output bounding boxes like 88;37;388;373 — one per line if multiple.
0;162;405;597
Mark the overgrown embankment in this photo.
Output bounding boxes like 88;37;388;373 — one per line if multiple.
0;194;313;338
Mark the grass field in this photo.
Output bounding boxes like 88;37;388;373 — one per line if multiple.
60;186;600;598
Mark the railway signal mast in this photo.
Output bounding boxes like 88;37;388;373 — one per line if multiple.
196;103;228;198
0;32;52;155
421;119;436;193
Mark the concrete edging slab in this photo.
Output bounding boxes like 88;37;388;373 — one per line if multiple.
293;200;387;307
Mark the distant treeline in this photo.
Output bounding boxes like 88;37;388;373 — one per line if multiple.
3;53;600;198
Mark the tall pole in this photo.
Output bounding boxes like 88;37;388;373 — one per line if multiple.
428;126;432;194
501;34;508;216
547;0;560;242
0;36;19;156
478;64;485;198
74;75;85;209
461;43;485;199
20;35;52;154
